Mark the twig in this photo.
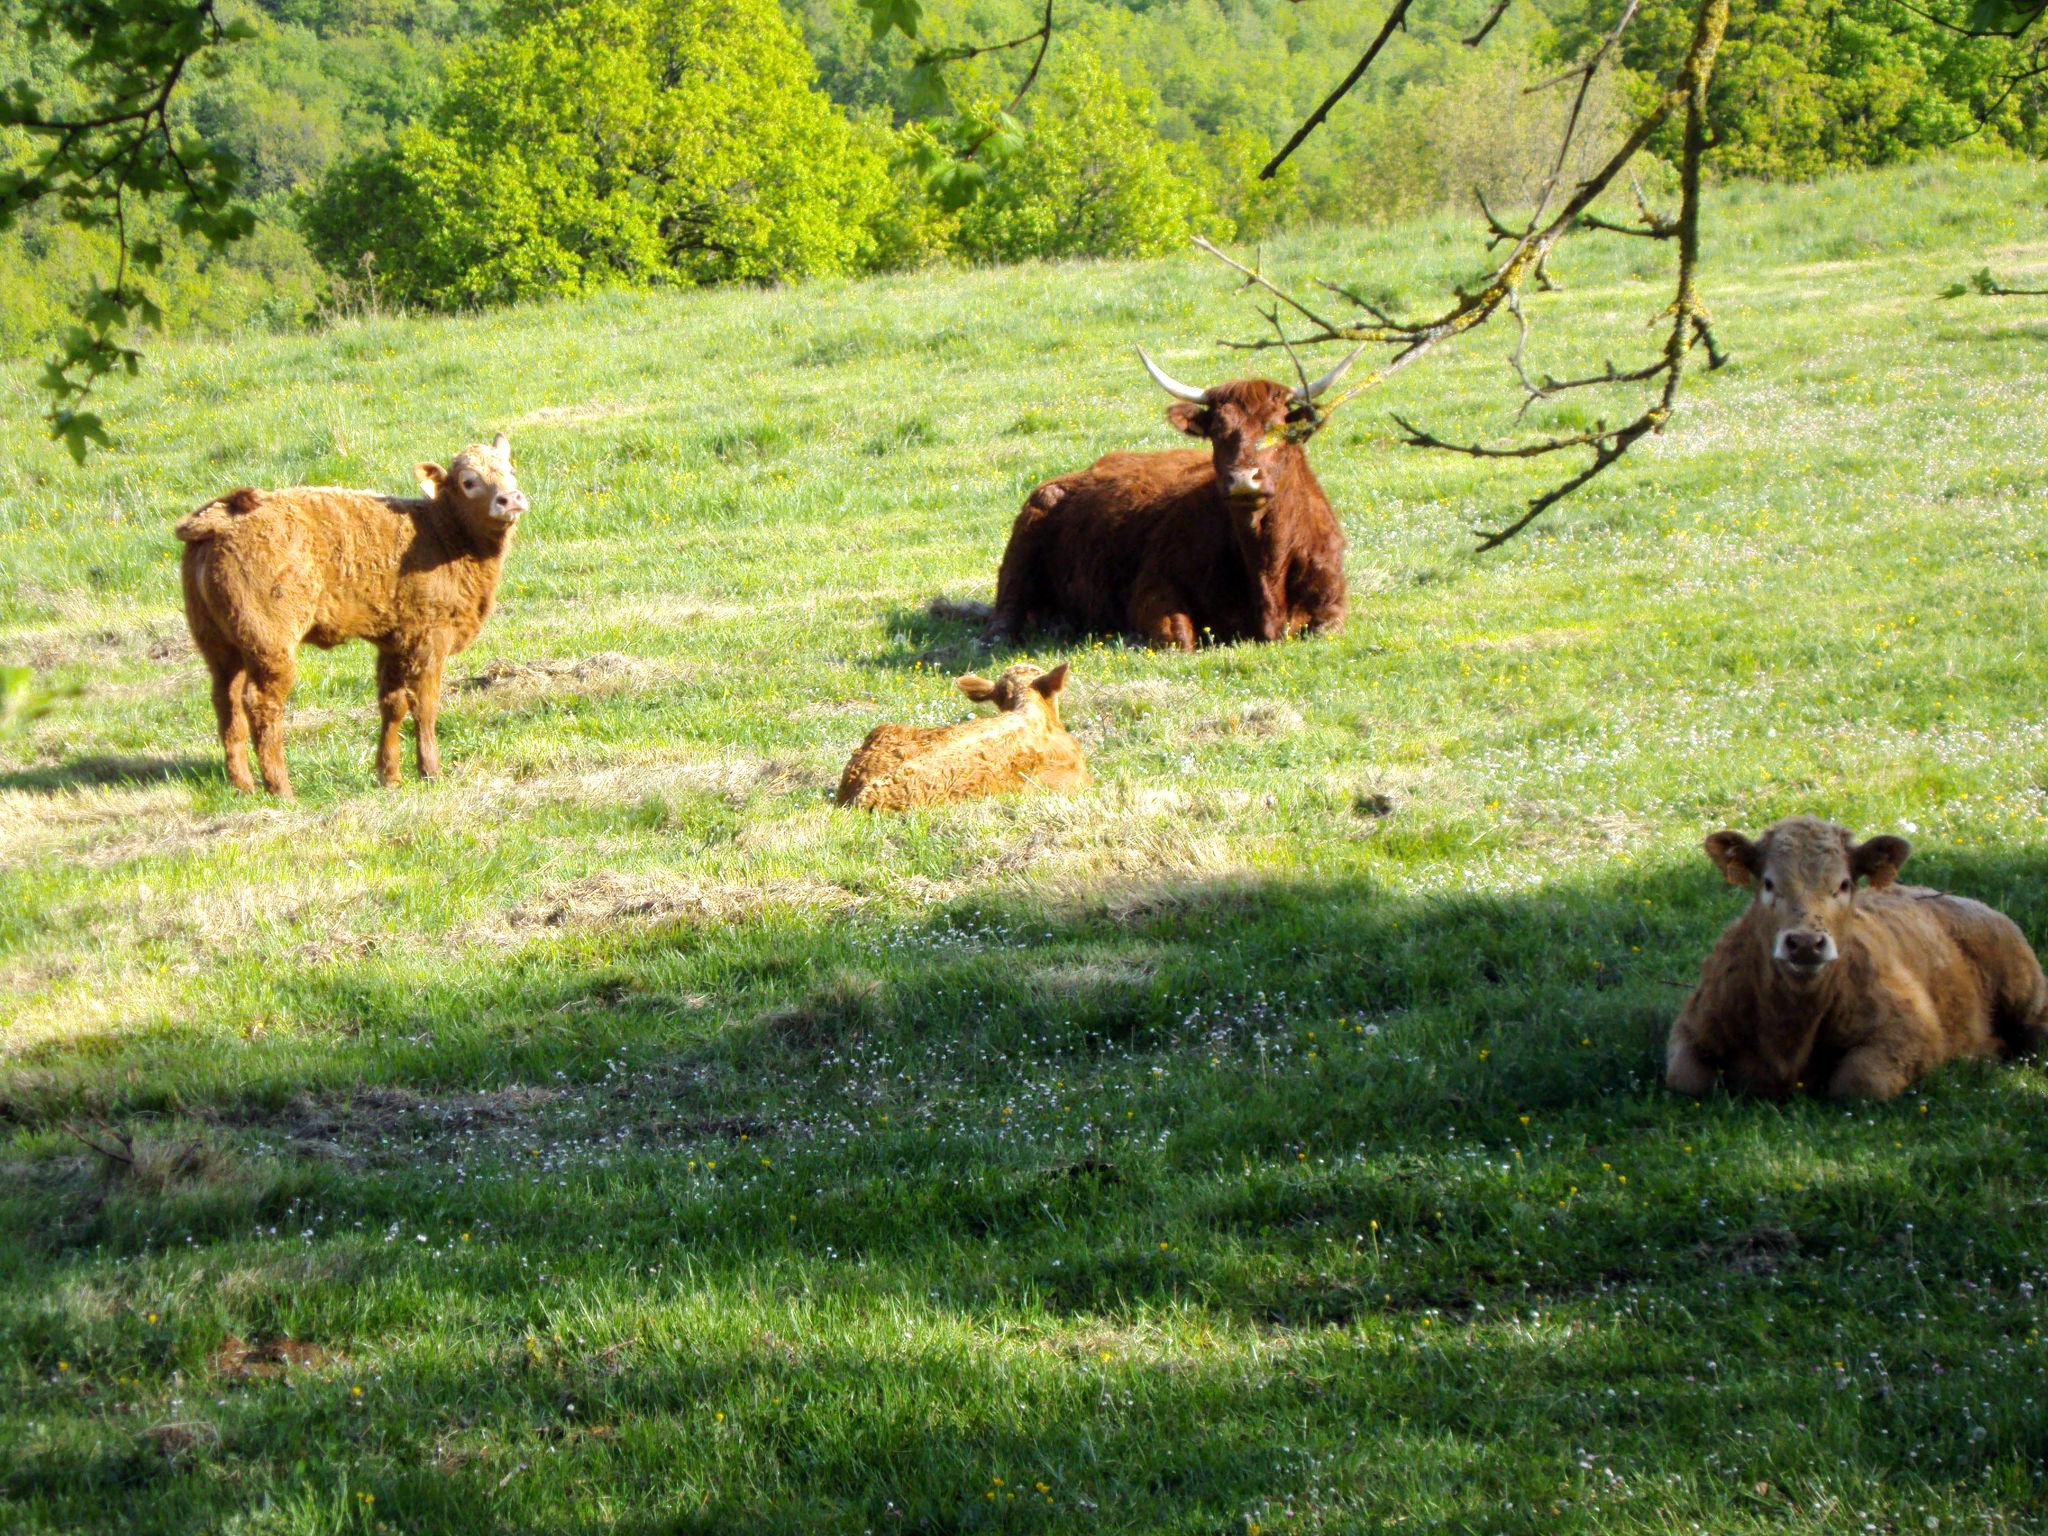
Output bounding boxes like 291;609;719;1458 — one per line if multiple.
1261;0;1418;179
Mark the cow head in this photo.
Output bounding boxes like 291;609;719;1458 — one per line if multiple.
957;661;1070;722
1136;343;1368;512
418;432;528;535
1703;815;1911;984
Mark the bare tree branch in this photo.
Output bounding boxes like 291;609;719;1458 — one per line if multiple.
1261;0;1418;180
1203;0;1729;549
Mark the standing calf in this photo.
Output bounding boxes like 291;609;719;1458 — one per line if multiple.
981;346;1355;651
836;663;1090;810
177;434;528;796
1666;815;2047;1100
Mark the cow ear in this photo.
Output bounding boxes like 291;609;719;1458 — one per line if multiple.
415;463;447;497
1166;402;1210;437
1851;834;1910;889
1031;662;1070;699
492;431;510;459
1704;830;1761;887
955;674;998;702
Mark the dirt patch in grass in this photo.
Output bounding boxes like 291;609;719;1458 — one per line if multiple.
213;1335;335;1381
218;1084;565;1164
1706;1226;1801;1276
1456;627;1598;652
529;749;825;809
457;652;671;701
1188;699;1305;740
480;871;858;940
510;400;649;429
926;595;993;625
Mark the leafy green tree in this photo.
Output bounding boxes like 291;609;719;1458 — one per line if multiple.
950;49;1216;262
0;0;253;458
1564;0;2048;176
302;0;896;307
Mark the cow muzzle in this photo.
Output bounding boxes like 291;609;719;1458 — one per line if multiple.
1773;927;1837;978
1223;466;1268;501
492;490;529;523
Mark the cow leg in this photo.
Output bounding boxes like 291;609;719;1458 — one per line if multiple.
210;657;255;794
193;633;255;794
409;646;448;781
985;498;1053;643
243;649;297;799
375;650;412;787
1825;1045;1912;1101
1664;1032;1716;1097
1130;579;1198;653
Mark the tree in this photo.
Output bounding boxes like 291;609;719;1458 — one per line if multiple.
301;0;896;307
950;49;1215;262
0;0;253;459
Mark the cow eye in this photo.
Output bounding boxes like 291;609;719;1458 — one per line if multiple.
1761;877;1773;894
1838;878;1851;894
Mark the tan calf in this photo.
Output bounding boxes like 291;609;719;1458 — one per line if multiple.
836;663;1090;810
177;435;527;796
1667;815;2047;1100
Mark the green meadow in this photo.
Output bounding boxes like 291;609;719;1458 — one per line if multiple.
2;158;2047;1533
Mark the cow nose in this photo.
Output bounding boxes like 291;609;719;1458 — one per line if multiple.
1227;467;1264;495
1780;930;1828;965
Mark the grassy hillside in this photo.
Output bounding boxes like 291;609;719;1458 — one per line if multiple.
3;158;2048;1534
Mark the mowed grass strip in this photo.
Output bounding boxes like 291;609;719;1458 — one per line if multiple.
1;158;2047;1534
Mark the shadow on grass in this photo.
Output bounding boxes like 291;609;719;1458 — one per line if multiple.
4;851;2046;1531
0;753;221;793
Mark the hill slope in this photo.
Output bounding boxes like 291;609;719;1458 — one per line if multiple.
3;159;2048;1534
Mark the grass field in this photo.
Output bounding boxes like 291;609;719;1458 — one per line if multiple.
4;157;2048;1534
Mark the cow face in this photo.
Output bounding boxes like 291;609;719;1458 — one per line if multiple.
957;662;1070;720
418;432;528;531
1165;380;1314;511
1704;815;1910;983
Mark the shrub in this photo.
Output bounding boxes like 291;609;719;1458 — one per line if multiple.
302;0;896;308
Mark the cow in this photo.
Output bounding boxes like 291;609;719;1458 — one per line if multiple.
176;434;528;797
1666;815;2048;1100
836;662;1090;810
980;346;1359;652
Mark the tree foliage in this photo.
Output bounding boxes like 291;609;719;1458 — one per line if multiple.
0;0;252;458
301;0;896;307
949;49;1215;262
1565;0;2048;176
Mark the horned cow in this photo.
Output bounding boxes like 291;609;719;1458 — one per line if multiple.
981;347;1355;652
836;663;1090;810
1666;815;2048;1100
177;433;528;796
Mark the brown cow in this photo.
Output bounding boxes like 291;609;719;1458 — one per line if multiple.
980;347;1356;652
836;662;1089;810
177;434;528;797
1666;816;2048;1100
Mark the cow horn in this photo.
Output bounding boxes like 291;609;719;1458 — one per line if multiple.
1294;340;1373;402
1135;346;1208;404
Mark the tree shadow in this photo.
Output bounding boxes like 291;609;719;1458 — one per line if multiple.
6;851;2047;1530
0;753;221;793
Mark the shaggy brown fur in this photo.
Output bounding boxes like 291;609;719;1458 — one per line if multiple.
982;378;1346;652
836;663;1091;810
177;434;528;796
1667;816;2048;1100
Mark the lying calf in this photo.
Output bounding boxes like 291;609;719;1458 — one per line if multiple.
836;663;1090;810
1667;815;2047;1100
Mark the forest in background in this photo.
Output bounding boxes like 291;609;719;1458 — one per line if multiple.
2;0;2044;353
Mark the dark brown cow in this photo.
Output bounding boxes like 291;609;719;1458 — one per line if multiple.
981;347;1357;651
1666;816;2048;1100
